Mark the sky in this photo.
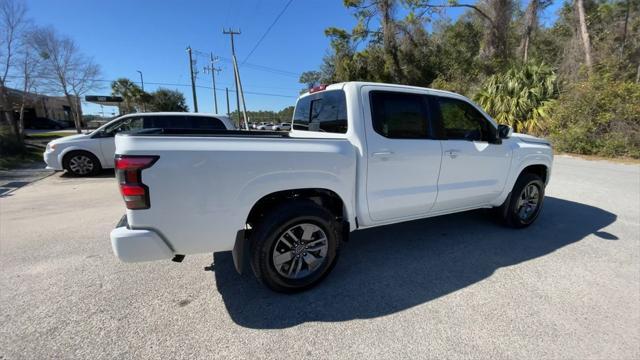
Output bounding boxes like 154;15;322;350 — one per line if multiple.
21;0;562;116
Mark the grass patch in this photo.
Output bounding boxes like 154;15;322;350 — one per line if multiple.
25;132;74;139
0;144;43;170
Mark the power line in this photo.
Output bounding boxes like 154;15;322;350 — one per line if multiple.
4;74;297;98
242;0;294;65
192;47;300;78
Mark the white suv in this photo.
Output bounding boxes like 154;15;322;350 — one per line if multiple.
44;112;235;176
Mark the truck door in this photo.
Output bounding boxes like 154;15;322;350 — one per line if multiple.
430;96;512;212
362;87;443;222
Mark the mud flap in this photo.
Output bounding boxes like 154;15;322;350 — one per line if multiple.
232;229;247;274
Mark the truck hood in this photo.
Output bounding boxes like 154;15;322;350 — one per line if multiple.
511;132;551;146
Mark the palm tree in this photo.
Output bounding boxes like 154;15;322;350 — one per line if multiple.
111;78;145;114
475;62;557;133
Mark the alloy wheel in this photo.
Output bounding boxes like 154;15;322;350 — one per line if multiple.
69;155;94;175
516;183;540;221
271;223;329;280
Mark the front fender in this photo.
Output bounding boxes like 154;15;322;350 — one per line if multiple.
493;149;553;206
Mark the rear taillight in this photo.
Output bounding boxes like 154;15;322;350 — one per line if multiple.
115;155;159;210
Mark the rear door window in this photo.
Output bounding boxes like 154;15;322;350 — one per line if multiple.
369;91;431;139
293;90;347;133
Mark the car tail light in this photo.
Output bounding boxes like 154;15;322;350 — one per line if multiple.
115;155;159;210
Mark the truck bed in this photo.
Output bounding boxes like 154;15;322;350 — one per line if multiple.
114;131;357;256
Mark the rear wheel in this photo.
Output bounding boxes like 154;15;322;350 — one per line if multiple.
250;200;341;293
498;173;545;228
63;151;101;177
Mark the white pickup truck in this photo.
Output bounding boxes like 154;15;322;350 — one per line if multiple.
110;82;553;292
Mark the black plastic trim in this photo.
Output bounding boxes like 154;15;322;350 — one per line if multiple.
232;229;247;274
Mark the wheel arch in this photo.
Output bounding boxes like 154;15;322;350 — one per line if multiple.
60;148;102;173
233;187;350;275
519;163;549;184
59;146;102;167
245;188;349;229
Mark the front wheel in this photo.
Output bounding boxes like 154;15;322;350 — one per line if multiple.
250;200;341;293
498;173;545;228
63;151;102;177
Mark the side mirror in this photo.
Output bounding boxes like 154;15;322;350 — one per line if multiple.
498;124;513;139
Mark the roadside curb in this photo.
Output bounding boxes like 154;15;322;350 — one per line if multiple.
0;168;56;196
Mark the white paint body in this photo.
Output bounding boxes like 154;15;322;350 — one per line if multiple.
110;82;553;263
43;112;235;171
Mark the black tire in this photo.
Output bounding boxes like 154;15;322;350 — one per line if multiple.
62;151;102;177
498;172;545;228
250;200;341;293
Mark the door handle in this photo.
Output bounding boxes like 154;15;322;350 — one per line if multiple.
372;151;394;157
444;149;460;158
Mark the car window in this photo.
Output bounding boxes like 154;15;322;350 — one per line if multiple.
436;97;491;142
143;116;226;130
105;117;143;135
293;90;347;133
369;91;430;139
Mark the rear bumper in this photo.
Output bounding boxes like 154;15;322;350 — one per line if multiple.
110;216;173;262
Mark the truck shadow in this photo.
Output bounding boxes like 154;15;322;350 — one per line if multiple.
213;196;616;329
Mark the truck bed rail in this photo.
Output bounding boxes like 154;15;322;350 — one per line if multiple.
123;127;289;138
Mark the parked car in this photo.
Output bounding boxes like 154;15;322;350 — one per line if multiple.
28;117;67;130
44;112;235;176
256;122;271;130
272;123;292;131
110;82;553;293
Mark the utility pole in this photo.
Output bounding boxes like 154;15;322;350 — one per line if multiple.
136;70;144;91
225;87;230;117
203;53;221;113
136;70;145;112
223;28;248;129
186;46;198;112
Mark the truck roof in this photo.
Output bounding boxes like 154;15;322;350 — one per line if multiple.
117;112;231;119
302;81;464;99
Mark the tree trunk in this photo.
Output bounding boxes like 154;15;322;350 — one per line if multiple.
520;0;539;63
575;0;593;73
0;85;18;136
18;101;26;142
64;92;82;134
379;0;403;83
620;0;630;58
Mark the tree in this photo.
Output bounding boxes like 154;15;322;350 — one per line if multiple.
0;0;28;141
16;40;42;141
299;71;321;90
575;0;594;73
411;0;514;64
147;88;188;112
519;0;552;62
111;78;145;114
31;27;101;133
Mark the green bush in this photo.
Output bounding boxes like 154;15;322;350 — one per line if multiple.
545;78;640;158
0;125;25;156
474;63;558;134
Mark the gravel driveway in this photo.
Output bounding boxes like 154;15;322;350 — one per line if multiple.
1;155;638;359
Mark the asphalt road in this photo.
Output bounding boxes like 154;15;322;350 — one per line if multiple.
1;156;639;359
